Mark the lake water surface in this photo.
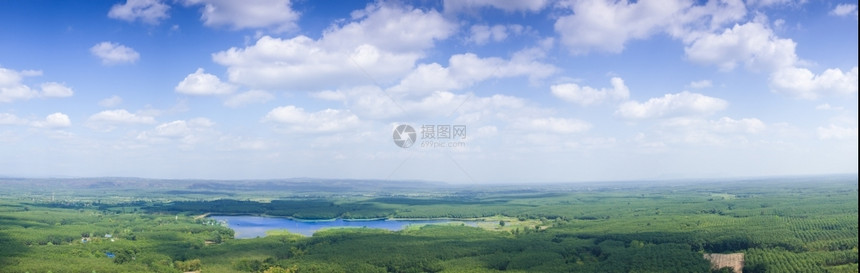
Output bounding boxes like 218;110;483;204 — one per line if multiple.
210;216;476;238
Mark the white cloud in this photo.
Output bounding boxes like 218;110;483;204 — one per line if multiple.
616;91;728;119
388;51;556;97
1;66;73;102
182;0;299;32
88;109;156;124
468;24;523;45
831;4;858;17
314;85;530;121
551;77;629;105
770;66;859;100
224;90;274;108
0;66;38;102
554;0;747;54
688;80;713;89
40;82;74;98
175;68;236;95
710;117;766;133
685;22;797;72
512;117;591;134
818;124;858;140
0;113;26;125
0;84;36;103
555;0;683;54
152;120;192;138
136;118;215;146
443;0;550;12
324;3;456;53
32;112;71;128
213;36;417;90
212;3;455;91
685;20;857;100
87;109;156;131
99;95;123;107
90;42;140;65
655;116;767;145
746;0;804;7
0;67;23;86
108;0;170;24
264;106;360;133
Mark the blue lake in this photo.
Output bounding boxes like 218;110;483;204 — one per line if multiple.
210;216;476;238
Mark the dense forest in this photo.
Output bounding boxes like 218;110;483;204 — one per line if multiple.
0;176;856;272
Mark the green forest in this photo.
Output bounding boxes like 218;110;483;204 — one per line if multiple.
0;176;857;272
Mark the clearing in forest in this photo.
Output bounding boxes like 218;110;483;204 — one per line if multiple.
703;253;744;273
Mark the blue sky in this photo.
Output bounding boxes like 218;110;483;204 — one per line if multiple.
0;0;857;183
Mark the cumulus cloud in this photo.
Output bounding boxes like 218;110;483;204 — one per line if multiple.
553;0;746;54
770;66;859;99
90;42;140;65
616;91;728;119
685;20;856;100
444;0;550;12
264;106;360;133
818;124;858;140
213;36;416;90
387;51;556;97
685;22;797;72
555;0;685;54
551;77;629;105
87;109;156;131
182;0;299;32
32;112;71;128
314;85;528;120
831;4;858;17
684;22;798;71
108;0;170;24
324;3;456;53
746;0;804;7
224;90;274;108
468;24;524;45
40;82;74;97
211;3;455;90
99;95;123;108
1;66;74;102
175;68;236;95
136;118;215;146
0;66;38;102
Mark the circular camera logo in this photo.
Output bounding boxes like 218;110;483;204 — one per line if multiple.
392;124;416;148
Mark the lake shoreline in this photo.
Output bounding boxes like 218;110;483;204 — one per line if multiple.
204;212;490;222
209;215;479;238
